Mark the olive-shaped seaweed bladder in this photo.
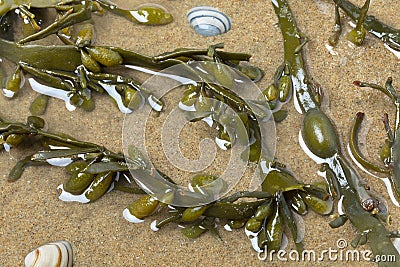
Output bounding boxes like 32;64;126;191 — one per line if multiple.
302;108;338;159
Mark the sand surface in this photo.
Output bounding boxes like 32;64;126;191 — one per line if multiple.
1;0;400;266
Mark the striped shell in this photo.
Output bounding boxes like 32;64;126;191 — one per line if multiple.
24;241;73;267
187;6;231;36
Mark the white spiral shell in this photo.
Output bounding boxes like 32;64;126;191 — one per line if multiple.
24;240;73;267
187;6;231;36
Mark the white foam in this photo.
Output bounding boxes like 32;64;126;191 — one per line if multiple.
46;157;73;167
384;43;400;60
99;82;132;113
178;101;196;111
129;10;148;23
215;137;230;150
381;177;400;207
202;116;213;127
3;143;11;152
125;65;196;85
150;220;159;231
147;95;163;112
244;228;262;253
29;78;76;111
2;89;15;98
337;195;345;215
325;43;338;56
57;184;90;203
123;208;144;223
223;224;232;232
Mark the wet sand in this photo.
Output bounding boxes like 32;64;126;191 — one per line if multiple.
1;0;400;266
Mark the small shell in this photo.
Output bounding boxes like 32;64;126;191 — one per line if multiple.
24;241;73;267
187;6;231;36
